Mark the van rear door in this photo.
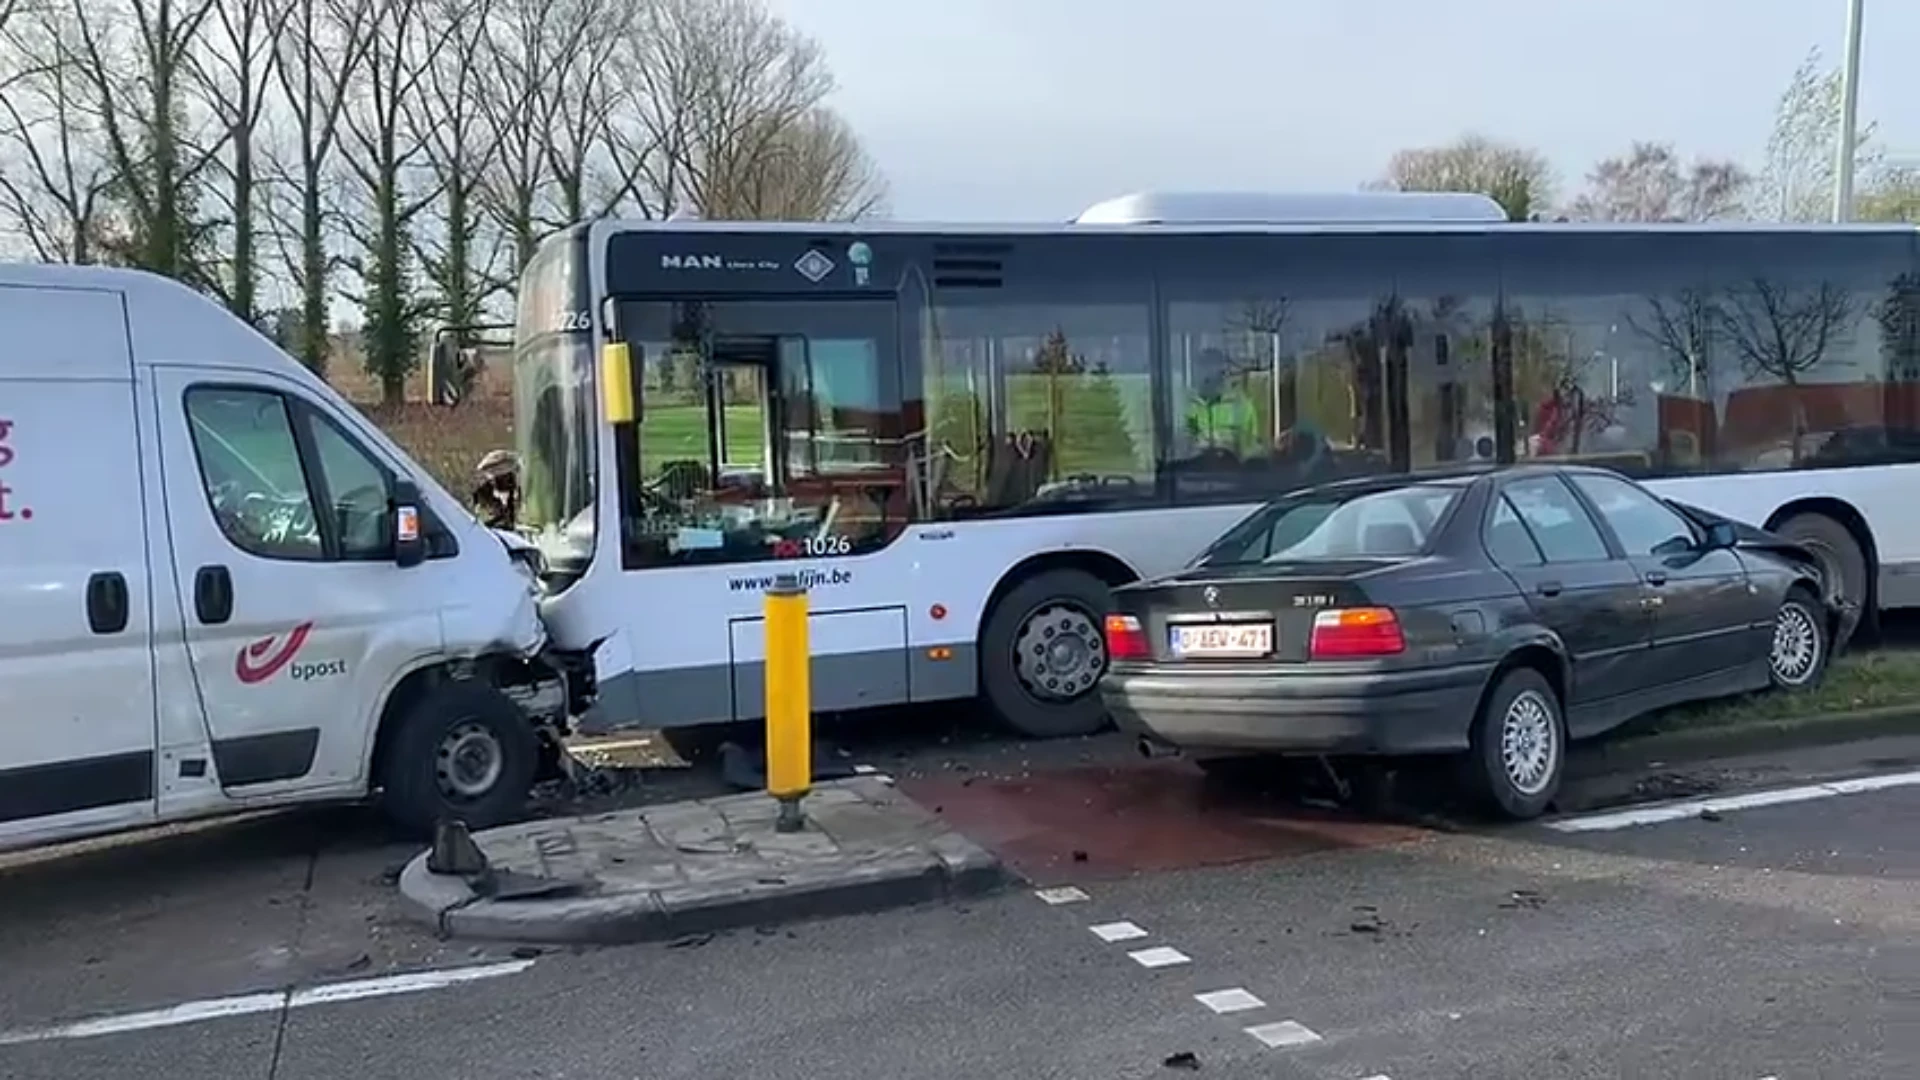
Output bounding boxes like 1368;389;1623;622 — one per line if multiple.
0;284;160;848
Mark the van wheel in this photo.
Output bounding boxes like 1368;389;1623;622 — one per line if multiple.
1466;667;1564;821
1774;512;1866;650
380;681;539;837
1769;586;1829;692
980;568;1115;739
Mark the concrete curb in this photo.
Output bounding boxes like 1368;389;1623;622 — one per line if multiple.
1569;704;1920;778
397;781;1008;946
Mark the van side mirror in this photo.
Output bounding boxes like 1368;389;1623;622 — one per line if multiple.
1703;521;1738;551
393;480;426;568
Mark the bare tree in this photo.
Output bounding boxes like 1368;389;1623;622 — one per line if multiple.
1759;47;1883;222
1627;289;1720;401
191;0;291;321
1566;142;1749;222
637;0;879;221
61;0;226;283
270;0;373;373
536;0;647;229
476;0;575;279
708;107;884;220
1714;278;1854;463
411;0;502;333
1372;133;1554;222
340;0;452;403
0;5;116;261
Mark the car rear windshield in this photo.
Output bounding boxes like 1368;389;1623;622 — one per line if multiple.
1198;485;1462;565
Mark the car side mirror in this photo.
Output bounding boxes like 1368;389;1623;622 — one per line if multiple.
393;479;426;568
1703;521;1738;551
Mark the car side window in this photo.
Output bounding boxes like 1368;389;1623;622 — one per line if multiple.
308;414;393;559
186;388;325;561
1569;474;1696;557
1503;477;1612;563
1485;495;1545;567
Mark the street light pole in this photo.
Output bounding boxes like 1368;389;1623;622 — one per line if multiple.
1832;0;1866;222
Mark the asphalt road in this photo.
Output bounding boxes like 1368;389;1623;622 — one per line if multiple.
1;731;1914;1080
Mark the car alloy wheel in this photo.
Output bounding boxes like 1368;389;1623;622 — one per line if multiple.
1499;688;1560;798
1770;598;1823;688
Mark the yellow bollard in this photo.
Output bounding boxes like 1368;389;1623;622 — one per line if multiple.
763;572;811;832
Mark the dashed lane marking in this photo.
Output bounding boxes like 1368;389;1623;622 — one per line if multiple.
1089;921;1149;942
1194;988;1265;1014
1127;946;1191;969
1244;1020;1322;1048
0;960;537;1046
1033;886;1089;905
1546;769;1920;833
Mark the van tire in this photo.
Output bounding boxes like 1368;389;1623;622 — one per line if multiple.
380;681;539;837
980;568;1114;739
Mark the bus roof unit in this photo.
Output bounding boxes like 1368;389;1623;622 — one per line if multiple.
1072;190;1511;226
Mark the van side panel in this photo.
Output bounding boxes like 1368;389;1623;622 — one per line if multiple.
0;285;159;846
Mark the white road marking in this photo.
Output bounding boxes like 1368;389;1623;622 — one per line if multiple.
0;960;535;1046
1127;946;1191;968
1244;1019;1322;1048
1194;988;1265;1014
1034;886;1089;905
1089;920;1149;943
853;764;880;774
1546;770;1920;833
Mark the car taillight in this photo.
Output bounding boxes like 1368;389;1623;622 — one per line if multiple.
1309;607;1404;658
1104;613;1150;661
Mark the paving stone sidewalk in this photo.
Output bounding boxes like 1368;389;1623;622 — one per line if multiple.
398;777;1004;944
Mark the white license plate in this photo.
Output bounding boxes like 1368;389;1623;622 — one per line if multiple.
1169;622;1274;658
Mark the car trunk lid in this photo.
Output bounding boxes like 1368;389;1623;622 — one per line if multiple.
1112;559;1409;663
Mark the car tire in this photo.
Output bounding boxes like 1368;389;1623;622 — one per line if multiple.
379;681;540;838
1768;585;1830;692
1466;667;1565;822
980;568;1115;739
1774;512;1867;651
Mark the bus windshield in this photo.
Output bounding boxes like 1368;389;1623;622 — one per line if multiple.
513;239;597;572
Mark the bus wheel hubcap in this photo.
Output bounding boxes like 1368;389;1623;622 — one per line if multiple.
1015;603;1104;702
438;722;504;799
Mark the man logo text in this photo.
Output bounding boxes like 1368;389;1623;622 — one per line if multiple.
660;253;723;270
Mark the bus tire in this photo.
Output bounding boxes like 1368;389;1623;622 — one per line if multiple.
379;681;538;838
979;567;1114;739
1774;512;1867;651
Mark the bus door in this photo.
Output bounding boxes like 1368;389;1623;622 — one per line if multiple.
613;296;914;725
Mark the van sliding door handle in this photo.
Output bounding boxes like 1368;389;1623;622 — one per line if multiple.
86;571;129;634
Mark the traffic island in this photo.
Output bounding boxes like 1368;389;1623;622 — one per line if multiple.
397;777;1006;945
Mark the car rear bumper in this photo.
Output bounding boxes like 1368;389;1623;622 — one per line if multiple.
1100;661;1493;755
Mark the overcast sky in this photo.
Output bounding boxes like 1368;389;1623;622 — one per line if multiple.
766;0;1920;221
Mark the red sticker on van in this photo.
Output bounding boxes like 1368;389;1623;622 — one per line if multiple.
235;622;315;685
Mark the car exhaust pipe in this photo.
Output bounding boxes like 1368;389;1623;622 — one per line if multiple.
1137;735;1181;759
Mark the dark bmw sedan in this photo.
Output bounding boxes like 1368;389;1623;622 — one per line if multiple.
1100;465;1836;820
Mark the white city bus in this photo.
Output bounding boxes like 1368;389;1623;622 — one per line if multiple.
507;192;1919;750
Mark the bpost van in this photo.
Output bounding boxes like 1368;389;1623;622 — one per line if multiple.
0;264;594;853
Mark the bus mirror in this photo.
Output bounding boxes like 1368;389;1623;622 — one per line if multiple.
393;480;426;568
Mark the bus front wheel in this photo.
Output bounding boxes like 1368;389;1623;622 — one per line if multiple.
1774;511;1867;651
980;568;1115;739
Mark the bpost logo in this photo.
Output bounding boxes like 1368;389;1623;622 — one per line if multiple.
234;622;344;685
